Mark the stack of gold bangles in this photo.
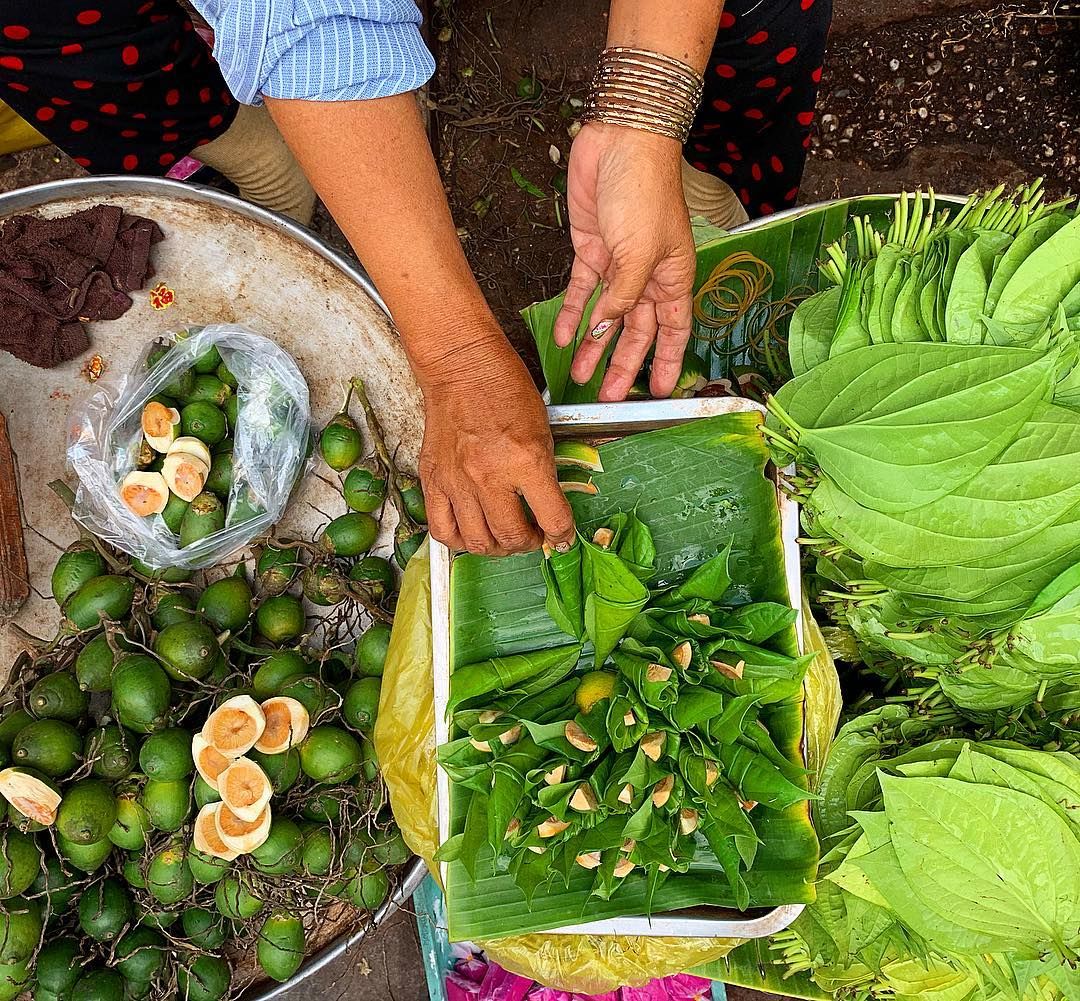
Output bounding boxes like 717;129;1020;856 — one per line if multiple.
583;46;705;144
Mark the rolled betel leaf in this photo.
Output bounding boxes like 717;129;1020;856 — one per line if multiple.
611;648;679;711
448;642;582;713
713;601;799;644
488;763;526;855
607;682;649;753
654;536;735;606
717;741;816;812
585;592;649;668
596;511;657;581
581;533;650;605
541;541;585;639
703;637;815;705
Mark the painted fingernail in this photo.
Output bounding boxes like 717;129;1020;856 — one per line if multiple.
590;319;613;339
554;541;573;553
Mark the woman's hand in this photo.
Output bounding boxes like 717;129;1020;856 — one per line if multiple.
417;330;576;556
554;121;696;401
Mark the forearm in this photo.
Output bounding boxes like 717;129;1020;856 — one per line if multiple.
605;0;723;69
264;93;502;388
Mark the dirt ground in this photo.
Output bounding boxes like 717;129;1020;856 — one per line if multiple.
0;1;1077;999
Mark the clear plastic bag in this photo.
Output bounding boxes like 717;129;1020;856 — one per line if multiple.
67;324;312;570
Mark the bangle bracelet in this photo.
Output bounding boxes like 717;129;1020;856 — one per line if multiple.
583;46;705;144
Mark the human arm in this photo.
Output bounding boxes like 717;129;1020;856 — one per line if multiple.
554;1;725;401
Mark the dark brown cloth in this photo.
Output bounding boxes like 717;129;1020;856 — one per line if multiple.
0;203;163;369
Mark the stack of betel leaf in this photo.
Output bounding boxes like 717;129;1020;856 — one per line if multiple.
768;182;1080;719
0;376;421;1001
435;412;820;940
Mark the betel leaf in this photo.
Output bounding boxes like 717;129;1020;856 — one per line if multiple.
611;649;678;711
656;537;734;604
789;285;841;376
540;542;584;640
829;261;872;358
717;742;814;811
448;643;583;713
585;593;648;668
944;230;1012;343
880;774;1080;956
717;602;798;644
771;342;1055;514
994;213;1080;329
891;256;927;343
809;403;1080;567
1009;559;1080;666
985;212;1072;315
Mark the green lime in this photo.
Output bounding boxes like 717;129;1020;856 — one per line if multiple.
63;575;136;632
71;968;123;1001
319;414;362;471
177;955;230;1001
139;728;194;780
342;462;387;514
150;592;195;630
575;671;617;714
300;787;342;823
252;650;310;698
355;623;392;677
203;449;235;499
108;792;151;850
111;656;171;734
187;850;229;886
214;876;263;920
78;878;132;941
279;676;332;719
250;817;304;875
153;620;220;681
299;726;363;784
193;345;222;375
11;719;82;777
0;831;39;900
319;512;377;557
300;823;333;876
0;897;41;963
35;939;81;995
76;633;119;692
52;543;106;606
182;906;227;949
114;926;165;984
146;841;193;905
196;577;251;633
130;559;191;584
187;374;231;407
27;672;87;722
255;545;301;597
180;402;227;446
30;856;78;913
56;834;112;873
342;678;381;733
216;361;237;389
140;779;192;832
193;775;221;809
161;493;190;534
179;491;226;548
257;912;305;982
58;780;117;845
255;595;305;645
86;725;136;780
249;748;300;794
0;710;32;749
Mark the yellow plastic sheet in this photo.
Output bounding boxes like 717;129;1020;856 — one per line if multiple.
0;101;48;156
375;542;842;994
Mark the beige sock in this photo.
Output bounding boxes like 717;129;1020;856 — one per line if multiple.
681;158;749;231
192;103;317;226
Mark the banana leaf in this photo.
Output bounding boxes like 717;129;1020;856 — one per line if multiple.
445;413;817;940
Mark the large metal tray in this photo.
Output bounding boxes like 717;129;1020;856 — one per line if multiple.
430;396;806;939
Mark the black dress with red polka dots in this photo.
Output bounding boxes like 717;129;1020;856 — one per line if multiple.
690;0;834;218
0;0;237;174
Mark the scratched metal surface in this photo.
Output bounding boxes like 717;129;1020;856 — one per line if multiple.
0;176;424;671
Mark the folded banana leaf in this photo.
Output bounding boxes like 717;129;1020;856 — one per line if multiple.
445;412;818;940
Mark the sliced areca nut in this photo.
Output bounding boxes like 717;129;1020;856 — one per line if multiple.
564;720;597;752
652;774;675;808
0;767;61;825
739;798;758;812
477;710;503;725
543;764;567;786
678;808;700;835
193;803;240;861
558;469;598;496
505;818;521;839
192;733;231;792
671;642;693;669
166;436;213;468
469;738;492;753
704;760;720;787
592;527;616;549
120;471;170;516
497;725;522;747
141;401;181;452
639;731;666;762
617;783;634;805
537;817;570;838
575;851;602;870
688;613;711;626
622;710;637;727
569;783;598;813
553;441;603;472
203;695;266;758
218;757;273;823
527;846;546;855
215;801;271;854
161;451;210;502
254;697;310;754
711;659;745;681
621;839;636;854
646;663;672;683
658;863;670;873
613;857;635;878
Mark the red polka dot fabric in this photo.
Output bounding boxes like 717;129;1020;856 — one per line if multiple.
689;0;833;218
0;0;237;175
